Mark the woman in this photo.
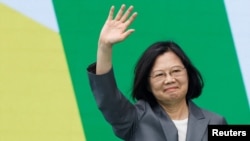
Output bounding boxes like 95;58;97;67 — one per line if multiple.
87;4;227;141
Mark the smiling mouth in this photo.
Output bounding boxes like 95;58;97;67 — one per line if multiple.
164;87;178;92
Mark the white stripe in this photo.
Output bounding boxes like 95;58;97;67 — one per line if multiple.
1;0;59;32
224;0;250;107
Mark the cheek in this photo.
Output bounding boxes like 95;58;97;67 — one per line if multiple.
180;76;189;92
149;80;162;94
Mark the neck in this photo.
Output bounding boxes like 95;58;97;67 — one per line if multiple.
159;99;189;120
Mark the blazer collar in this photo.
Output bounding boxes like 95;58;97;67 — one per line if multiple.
186;101;209;141
154;100;208;141
154;103;178;141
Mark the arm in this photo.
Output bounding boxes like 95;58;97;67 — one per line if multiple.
87;5;138;139
96;4;137;74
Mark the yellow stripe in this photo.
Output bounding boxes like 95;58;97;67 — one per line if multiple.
0;4;85;141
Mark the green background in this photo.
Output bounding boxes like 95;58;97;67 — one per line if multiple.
53;0;250;140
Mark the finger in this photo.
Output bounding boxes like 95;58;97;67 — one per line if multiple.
107;5;115;20
120;5;134;23
124;12;137;26
114;4;126;21
122;29;135;39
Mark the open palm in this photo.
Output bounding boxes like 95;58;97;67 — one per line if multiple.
99;4;137;46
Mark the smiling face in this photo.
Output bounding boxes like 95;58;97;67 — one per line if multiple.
149;51;189;105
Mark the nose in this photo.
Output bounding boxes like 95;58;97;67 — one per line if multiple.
164;74;175;84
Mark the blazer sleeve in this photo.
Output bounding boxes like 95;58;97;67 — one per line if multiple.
87;63;137;139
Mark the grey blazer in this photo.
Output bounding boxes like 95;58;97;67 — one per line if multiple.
87;64;227;141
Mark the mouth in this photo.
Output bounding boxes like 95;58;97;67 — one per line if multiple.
164;86;178;92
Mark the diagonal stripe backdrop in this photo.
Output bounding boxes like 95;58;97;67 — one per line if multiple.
1;0;249;141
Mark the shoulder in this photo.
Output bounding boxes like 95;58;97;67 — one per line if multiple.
189;101;227;124
201;108;224;118
134;100;147;118
201;108;227;124
134;100;158;120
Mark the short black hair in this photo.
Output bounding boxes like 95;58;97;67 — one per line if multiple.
132;41;204;106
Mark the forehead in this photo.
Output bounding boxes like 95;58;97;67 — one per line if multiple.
152;51;183;71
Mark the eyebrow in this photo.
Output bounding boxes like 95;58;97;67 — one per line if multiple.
152;65;184;72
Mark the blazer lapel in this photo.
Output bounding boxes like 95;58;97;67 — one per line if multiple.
186;101;209;141
155;104;178;141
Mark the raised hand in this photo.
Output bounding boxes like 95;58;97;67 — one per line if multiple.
98;4;137;47
96;4;137;74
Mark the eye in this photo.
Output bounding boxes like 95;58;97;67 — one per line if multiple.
154;73;164;77
172;69;181;73
171;67;184;76
153;72;165;78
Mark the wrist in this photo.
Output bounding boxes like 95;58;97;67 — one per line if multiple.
98;40;112;50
